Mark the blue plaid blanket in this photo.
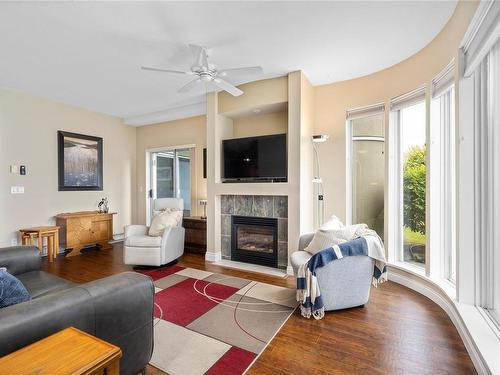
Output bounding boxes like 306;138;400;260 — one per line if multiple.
296;235;387;319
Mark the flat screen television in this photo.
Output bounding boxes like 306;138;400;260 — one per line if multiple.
222;134;287;182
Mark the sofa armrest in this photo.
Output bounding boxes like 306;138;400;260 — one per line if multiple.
125;224;149;238
0;246;41;275
298;233;315;251
79;272;154;374
0;272;154;375
161;226;185;262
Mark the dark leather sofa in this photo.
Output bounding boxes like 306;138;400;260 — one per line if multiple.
0;246;154;375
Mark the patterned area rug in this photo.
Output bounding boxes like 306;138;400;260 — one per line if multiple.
136;265;298;375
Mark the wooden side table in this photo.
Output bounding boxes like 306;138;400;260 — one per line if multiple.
183;216;207;254
19;226;60;262
0;327;122;375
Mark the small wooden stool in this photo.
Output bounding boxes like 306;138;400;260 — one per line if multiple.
19;226;60;262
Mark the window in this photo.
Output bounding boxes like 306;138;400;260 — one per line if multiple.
431;64;456;283
400;101;427;267
390;88;427;268
459;32;500;326
347;105;385;240
149;148;192;220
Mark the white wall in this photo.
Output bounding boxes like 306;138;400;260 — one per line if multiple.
0;89;137;247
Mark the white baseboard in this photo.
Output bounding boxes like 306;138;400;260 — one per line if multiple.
213;259;287;278
109;233;124;243
205;251;222;262
388;267;490;374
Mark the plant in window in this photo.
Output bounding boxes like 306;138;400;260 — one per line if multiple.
403;145;426;235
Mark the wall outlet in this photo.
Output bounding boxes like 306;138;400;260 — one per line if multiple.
10;186;24;194
9;165;18;174
10;238;17;246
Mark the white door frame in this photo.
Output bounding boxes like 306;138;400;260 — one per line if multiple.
145;144;196;225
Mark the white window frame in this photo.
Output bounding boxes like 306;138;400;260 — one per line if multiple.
389;87;429;273
345;103;385;228
430;85;456;284
458;1;500;328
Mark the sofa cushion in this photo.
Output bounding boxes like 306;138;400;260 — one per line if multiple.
16;271;75;299
149;209;183;237
125;235;162;248
320;215;345;231
304;230;347;255
0;269;31;307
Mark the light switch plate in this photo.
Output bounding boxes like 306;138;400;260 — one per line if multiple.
10;186;24;194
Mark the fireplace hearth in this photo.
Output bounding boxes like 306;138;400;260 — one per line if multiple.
231;215;278;268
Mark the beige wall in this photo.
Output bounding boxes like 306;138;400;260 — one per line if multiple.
218;76;288;115
0;89;137;247
135;115;207;222
232;110;287;138
313;1;478;223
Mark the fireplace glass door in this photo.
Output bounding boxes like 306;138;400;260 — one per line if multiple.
231;216;278;268
236;225;274;254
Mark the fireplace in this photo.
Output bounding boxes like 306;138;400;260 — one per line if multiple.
231;215;278;268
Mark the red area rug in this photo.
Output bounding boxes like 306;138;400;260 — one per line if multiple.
137;265;297;375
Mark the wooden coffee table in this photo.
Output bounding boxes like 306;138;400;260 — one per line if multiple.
0;327;122;374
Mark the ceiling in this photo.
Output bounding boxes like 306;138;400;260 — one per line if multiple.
0;1;457;125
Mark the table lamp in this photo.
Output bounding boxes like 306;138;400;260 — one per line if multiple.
198;199;207;219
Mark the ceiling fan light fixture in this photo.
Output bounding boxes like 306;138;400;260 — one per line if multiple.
141;44;262;97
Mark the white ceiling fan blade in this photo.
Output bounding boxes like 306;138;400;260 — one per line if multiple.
212;78;243;97
218;66;263;76
178;78;202;93
141;66;193;75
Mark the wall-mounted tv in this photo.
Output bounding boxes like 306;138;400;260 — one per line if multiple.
222;134;287;183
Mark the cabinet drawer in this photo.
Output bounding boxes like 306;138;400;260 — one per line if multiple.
183;220;206;230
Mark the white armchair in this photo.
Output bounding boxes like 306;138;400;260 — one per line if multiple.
123;198;185;266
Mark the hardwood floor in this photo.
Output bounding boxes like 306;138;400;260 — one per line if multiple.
42;244;476;375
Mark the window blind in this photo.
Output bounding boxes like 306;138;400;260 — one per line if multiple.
432;60;455;98
346;103;385;120
461;1;500;77
390;86;426;111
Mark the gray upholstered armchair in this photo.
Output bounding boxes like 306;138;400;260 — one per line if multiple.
290;233;374;310
124;198;185;267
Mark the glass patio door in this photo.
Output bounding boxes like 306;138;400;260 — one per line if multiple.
149;148;191;221
348;111;385;240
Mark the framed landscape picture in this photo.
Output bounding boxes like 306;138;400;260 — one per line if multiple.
58;131;103;191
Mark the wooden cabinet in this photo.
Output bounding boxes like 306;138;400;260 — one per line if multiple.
183;216;207;254
56;211;116;257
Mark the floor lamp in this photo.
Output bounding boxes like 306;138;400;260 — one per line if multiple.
312;134;329;227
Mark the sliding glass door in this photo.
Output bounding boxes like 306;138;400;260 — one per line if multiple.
349;113;385;239
149;148;191;220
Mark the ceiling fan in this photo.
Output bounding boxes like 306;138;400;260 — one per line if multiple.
141;44;262;97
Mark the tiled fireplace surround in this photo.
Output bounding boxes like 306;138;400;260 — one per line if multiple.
220;195;288;269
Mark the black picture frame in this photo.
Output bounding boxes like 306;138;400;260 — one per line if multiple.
58;131;103;191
